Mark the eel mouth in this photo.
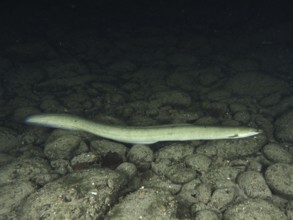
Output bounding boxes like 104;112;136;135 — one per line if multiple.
228;130;261;139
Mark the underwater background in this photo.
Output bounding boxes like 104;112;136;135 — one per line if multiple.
0;1;293;219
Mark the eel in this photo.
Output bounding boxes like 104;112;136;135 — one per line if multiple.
25;114;262;144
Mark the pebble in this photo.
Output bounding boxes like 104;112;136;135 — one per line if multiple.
18;168;127;219
50;159;72;175
151;158;172;176
225;71;288;96
0;157;52;186
0;127;20;153
196;135;266;160
40;98;64;112
71;152;99;169
265;163;293;199
260;93;282;107
237;171;271;198
274;110;293;142
142;174;182;195
105;188;177;220
166;166;197;184
115;162;137;180
206;89;231;101
223;198;287;220
210;187;236;210
185;154;212;173
193;183;212;204
201;166;240;188
233;111;251;124
44;135;83;160
177;181;211;206
198;67;223;87
0;180;35;218
91;139;128;163
194;210;221;220
149;90;191;108
0;153;15;166
166;71;197;89
263;143;293;163
156;143;195;161
127;144;154;170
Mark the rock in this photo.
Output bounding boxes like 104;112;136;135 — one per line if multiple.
0;153;15;166
156;143;195;161
127;145;154;170
38;74;96;88
233;111;251;124
193;210;221;220
275;110;293;142
225;72;288;97
0;127;20;153
44;134;83;160
40;98;64;112
223;198;287;220
149;90;191;108
201;101;229;118
0;180;35;218
151;158;173;176
50;159;72;175
166;71;197;90
201;167;239;188
210;187;236;210
237;171;271;198
262;143;293;163
166;166;197;184
198;67;224;87
91;139;128;164
18;168;127;219
259;93;282;107
0;157;52;186
71;152;100;170
177;180;210;206
206;89;231;101
185;154;212;173
105;188;177;220
115;162;137;181
265;163;293;199
196;134;266;160
142;174;182;195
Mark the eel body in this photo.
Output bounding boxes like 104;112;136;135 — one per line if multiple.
25;114;262;144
